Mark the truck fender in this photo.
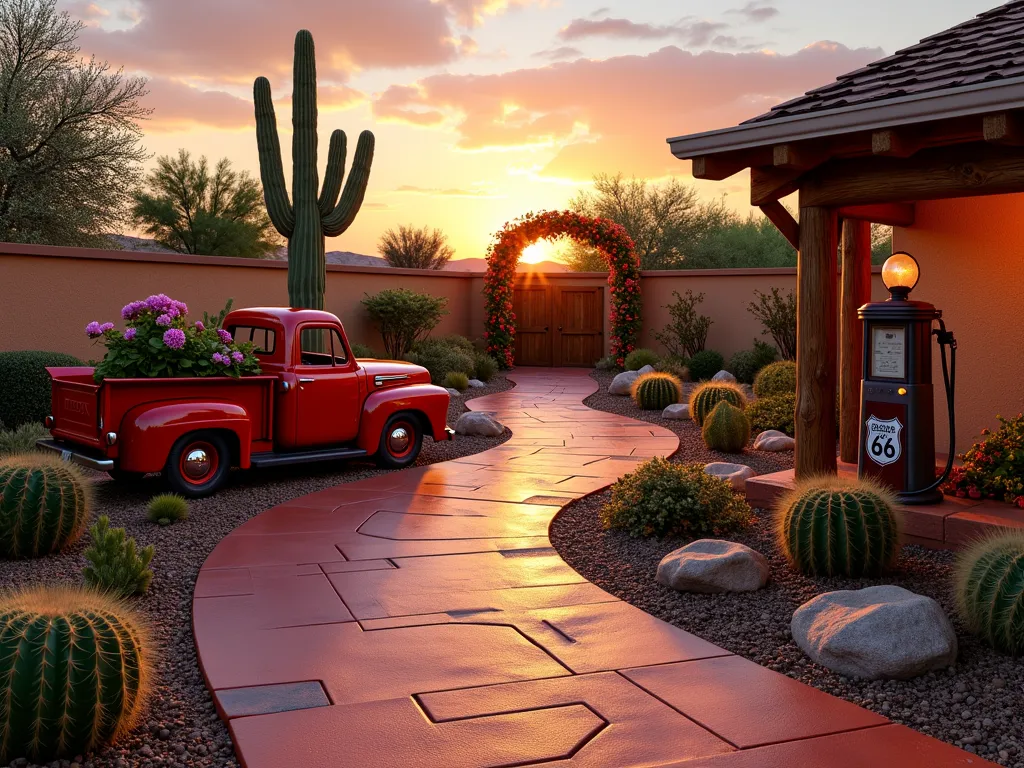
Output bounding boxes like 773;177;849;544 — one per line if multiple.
118;402;253;474
357;384;450;454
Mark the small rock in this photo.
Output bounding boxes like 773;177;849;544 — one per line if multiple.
704;462;757;491
467;379;486;388
608;370;639;395
657;539;770;593
662;403;689;420
454;411;504;437
791;585;958;680
754;432;796;452
638;365;656;375
446;388;462;397
712;370;737;383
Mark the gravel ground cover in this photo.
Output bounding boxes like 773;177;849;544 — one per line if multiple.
0;376;512;768
549;370;1023;766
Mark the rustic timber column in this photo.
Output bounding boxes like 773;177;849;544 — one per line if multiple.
796;205;839;478
839;219;872;463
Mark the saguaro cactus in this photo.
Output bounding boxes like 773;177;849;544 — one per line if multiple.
254;30;375;309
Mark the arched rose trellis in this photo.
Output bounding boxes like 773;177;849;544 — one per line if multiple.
483;211;641;369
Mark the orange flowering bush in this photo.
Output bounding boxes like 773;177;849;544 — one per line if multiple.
483;211;641;368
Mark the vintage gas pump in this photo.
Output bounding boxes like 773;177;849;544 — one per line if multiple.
858;252;957;505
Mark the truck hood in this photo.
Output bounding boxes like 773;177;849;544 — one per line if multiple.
359;359;433;387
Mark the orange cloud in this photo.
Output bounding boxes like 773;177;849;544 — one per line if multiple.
143;78;252;131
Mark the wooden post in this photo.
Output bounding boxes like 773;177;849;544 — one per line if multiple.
839;219;872;464
796;205;839;479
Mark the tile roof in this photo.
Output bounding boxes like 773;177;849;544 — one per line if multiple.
745;0;1024;123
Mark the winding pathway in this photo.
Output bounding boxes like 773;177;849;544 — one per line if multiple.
193;368;988;768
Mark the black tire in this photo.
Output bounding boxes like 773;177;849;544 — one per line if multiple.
107;468;147;485
165;431;230;498
375;413;423;469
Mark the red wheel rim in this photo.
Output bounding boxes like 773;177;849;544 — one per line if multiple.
179;440;219;485
386;420;416;459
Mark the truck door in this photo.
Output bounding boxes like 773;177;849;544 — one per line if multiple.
294;325;361;447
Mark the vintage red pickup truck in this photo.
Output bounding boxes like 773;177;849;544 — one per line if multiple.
38;307;451;497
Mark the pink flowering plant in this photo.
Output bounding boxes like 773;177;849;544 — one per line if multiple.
942;413;1024;508
88;294;261;381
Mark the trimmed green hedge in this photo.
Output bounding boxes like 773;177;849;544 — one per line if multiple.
0;351;83;429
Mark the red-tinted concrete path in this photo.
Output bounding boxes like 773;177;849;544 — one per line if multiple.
193;369;990;768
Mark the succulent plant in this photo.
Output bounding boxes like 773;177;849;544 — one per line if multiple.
631;372;683;410
82;516;155;598
702;401;751;453
147;494;188;525
689;381;747;427
747;392;796;437
0;455;91;558
753;360;797;398
443;371;470;391
0;585;152;763
954;532;1024;655
623;348;659;371
255;30;375;309
776;476;900;577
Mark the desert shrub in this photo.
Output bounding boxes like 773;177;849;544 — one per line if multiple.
0;422;49;458
943;413;1024;506
702;401;751;453
624;348;659;371
602;457;751;539
82;516;154;598
406;337;476;385
0;585;153;763
362;288;449;359
689;381;747;427
349;343;376;358
753;360;797;398
595;355;619;371
954;532;1024;655
654;290;712;359
653;359;690;381
473;353;498;382
747;393;796;437
687;349;724;381
0;351;83;429
432;334;475;353
147;494;189;526
776;476;900;577
0;455;91;558
443;371;470;391
631;372;683;410
748;287;796;360
727;339;778;384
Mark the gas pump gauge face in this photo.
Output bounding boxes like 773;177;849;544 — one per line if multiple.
871;326;906;379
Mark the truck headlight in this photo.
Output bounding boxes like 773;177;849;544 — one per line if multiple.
106;432;118;446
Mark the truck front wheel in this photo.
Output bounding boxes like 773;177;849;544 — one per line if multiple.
376;413;423;469
165;432;230;497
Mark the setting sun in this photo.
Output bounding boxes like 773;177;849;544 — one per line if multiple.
520;240;556;264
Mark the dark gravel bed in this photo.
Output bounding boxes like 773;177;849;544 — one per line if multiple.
0;376;512;768
549;370;1023;766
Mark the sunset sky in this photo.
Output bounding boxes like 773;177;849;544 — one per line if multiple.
61;0;998;261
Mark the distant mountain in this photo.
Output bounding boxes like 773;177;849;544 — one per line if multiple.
444;257;569;273
107;234;177;253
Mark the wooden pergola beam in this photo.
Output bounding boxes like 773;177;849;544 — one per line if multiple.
983;112;1024;145
871;129;922;158
837;203;916;227
839;219;872;464
692;155;749;181
759;202;799;249
750;166;803;206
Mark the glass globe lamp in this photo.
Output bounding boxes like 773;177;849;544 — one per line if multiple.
881;252;920;300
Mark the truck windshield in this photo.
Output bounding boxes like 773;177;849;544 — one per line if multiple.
229;326;277;356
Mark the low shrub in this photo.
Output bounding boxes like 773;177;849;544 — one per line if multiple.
0;455;91;558
433;334;475;353
747;393;796;437
749;287;796;361
943;413;1024;506
702;401;750;453
0;351;83;429
406;337;476;385
687;349;724;381
595;355;619;371
147;494;189;526
954;532;1024;655
443;371;470;391
653;290;712;359
727;339;778;384
349;343;376;359
82;515;155;598
753;361;797;398
0;422;49;458
631;372;683;410
362;288;449;359
601;457;751;539
473;353;499;383
654;359;690;382
624;348;659;371
689;382;747;427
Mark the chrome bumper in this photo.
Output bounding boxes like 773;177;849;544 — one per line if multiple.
36;439;115;471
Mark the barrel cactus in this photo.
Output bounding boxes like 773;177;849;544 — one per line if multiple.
776;476;900;577
631;372;682;410
255;30;375;309
0;585;152;763
753;360;797;398
954;532;1024;655
0;455;91;558
702;401;751;453
689;381;747;427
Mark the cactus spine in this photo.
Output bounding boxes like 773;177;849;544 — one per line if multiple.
254;30;375;309
631;372;682;410
776;476;900;577
954;532;1024;655
689;382;747;427
702;401;750;453
0;585;152;763
0;455;91;558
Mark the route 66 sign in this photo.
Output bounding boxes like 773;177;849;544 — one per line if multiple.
865;415;903;467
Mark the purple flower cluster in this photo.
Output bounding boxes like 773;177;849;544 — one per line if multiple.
156;314;173;327
231;351;244;364
194;321;205;331
86;321;114;338
122;294;188;321
123;328;137;341
211;352;232;366
217;329;232;344
162;328;186;350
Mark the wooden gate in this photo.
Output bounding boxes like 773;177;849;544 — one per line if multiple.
513;285;603;367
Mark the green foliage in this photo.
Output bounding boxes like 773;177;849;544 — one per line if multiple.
943;413;1024;505
0;422;49;458
727;339;778;384
955;532;1024;655
473;353;498;383
201;298;234;330
0;351;83;429
362;289;449;359
689;382;747;427
682;210;797;270
350;343;376;358
753;361;797;398
653;359;690;381
624;348;660;371
255;30;375;309
406;337;475;385
687;350;725;382
601;457;751;538
871;223;893;264
443;371;469;391
653;290;712;359
82;516;154;598
595;355;619;371
0;585;152;763
702;401;751;453
378;224;454;269
747;393;796;437
0;455;91;558
748;288;796;361
147;494;188;526
776;476;900;577
631;372;682;411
